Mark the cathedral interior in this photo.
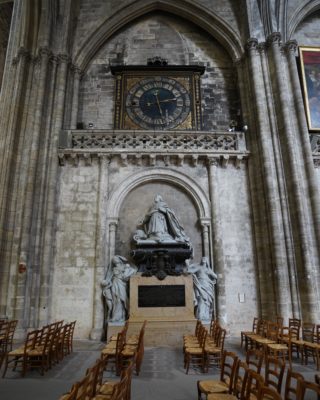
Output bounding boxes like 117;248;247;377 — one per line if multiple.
0;0;320;346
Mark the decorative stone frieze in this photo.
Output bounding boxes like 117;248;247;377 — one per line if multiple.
58;129;249;168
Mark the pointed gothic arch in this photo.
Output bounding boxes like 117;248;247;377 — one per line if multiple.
73;0;244;71
288;0;320;39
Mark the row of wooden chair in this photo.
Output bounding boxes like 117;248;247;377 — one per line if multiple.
197;350;320;400
242;317;320;370
101;321;146;377
2;320;76;377
0;319;18;369
60;357;134;400
183;320;227;374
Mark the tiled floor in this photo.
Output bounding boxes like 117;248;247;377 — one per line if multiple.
0;338;319;399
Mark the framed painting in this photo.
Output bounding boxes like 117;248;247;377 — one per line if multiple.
299;46;320;131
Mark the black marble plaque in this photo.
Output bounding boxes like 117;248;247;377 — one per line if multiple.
138;285;186;307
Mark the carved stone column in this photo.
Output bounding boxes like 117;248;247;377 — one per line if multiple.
207;156;226;323
268;33;319;321
285;41;320;250
108;219;118;263
200;218;211;258
247;38;291;318
70;66;82;129
90;155;111;339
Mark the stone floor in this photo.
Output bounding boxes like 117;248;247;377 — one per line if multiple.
0;338;319;399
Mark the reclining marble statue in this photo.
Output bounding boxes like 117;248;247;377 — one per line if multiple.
101;255;137;322
184;257;217;321
133;194;190;244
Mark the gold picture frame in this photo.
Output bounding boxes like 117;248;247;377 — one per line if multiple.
299;46;320;131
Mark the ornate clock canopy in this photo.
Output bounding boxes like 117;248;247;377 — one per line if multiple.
111;58;205;131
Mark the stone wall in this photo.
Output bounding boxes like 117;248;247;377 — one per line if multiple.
77;13;240;131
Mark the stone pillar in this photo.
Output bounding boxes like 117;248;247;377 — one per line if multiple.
247;38;292;319
108;219;118;263
90;155;110;340
207;156;226;323
200;218;211;258
267;34;319;320
285;41;320;249
42;54;69;325
70;66;81;129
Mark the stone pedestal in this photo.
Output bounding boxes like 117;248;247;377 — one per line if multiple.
127;273;196;346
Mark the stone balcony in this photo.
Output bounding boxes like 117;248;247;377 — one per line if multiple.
58;129;249;167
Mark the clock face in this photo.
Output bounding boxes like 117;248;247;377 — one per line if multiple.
125;76;191;130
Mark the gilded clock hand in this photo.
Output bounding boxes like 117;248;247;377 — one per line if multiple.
159;97;177;103
154;91;164;117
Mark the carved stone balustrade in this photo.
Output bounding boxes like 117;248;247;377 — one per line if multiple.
58;129;249;167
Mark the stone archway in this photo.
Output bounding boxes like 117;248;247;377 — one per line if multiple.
105;168;211;267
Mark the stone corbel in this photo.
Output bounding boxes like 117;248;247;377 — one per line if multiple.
149;154;156;166
176;154;184;166
235;155;244;169
58;153;66;166
191;155;198;167
70;154;79;167
221;155;229;168
83;153;92;166
120;154;128;166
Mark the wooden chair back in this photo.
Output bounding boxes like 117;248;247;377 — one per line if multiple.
302;322;315;342
258;385;282;399
219;351;238;392
297;380;320;400
284;369;304;400
246;349;263;373
232;360;249;398
243;369;265;400
264;355;285;394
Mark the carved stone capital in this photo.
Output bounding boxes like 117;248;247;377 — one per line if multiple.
39;47;51;59
58;53;70;64
284;40;298;55
266;32;282;47
207;156;220;167
246;38;259;53
12;47;31;65
71;64;83;78
257;42;267;54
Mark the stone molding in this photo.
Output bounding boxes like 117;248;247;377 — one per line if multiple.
58;130;248;168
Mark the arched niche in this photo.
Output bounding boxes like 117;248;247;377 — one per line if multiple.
105;168;211;266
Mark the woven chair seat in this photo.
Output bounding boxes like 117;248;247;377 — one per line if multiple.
304;342;320;349
198;380;229;393
7;347;25;356
99;381;117;395
207;394;236;400
101;347;117;356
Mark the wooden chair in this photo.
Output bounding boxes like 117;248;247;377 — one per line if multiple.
124;320;146;375
2;329;38;377
183;320;202;342
297;380;320;400
101;330;125;375
258;385;282;399
184;327;207;374
206;361;249;400
197;351;238;399
204;328;226;371
284;369;304;400
0;320;10;369
267;325;292;366
264;355;285;394
93;360;134;400
241;317;259;348
243;369;265;400
28;328;56;375
246;349;263;373
291;322;315;364
304;324;320;370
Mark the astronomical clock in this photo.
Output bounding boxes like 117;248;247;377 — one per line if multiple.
111;58;205;130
